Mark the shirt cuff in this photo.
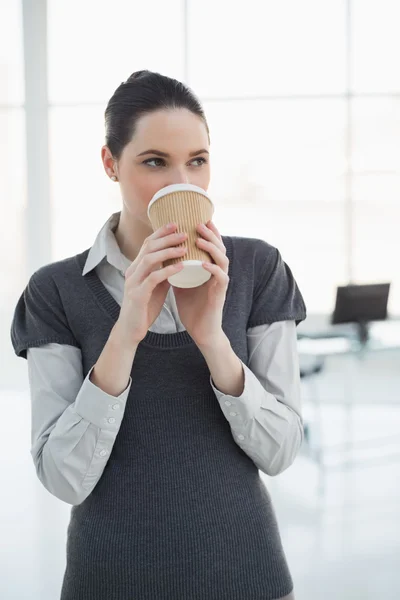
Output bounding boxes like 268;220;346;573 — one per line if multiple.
210;361;262;423
74;365;132;430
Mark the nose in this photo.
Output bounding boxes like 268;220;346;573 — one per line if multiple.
166;168;190;186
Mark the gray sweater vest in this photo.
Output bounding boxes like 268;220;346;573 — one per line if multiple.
11;235;306;600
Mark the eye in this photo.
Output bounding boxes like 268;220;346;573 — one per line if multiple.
190;157;208;167
143;158;166;168
142;156;208;168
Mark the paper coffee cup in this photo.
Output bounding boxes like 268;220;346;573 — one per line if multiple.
147;183;215;288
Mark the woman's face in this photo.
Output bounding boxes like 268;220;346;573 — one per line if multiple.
102;108;211;224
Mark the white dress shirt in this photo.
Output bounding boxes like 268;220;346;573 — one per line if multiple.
27;212;304;506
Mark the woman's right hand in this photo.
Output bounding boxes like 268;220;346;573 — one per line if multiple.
115;223;188;346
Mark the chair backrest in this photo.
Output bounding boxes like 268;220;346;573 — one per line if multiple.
300;361;324;379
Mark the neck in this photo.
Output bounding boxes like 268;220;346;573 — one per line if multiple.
114;210;153;263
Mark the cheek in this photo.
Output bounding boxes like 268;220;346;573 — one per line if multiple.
127;170;161;206
194;165;211;189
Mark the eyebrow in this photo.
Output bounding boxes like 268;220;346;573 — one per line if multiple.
137;149;209;158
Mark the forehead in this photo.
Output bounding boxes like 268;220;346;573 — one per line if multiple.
131;108;209;150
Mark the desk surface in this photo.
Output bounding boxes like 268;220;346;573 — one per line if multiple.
297;321;400;357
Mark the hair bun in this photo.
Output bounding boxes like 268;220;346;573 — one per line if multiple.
125;70;151;84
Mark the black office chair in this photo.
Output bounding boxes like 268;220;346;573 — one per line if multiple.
300;360;325;379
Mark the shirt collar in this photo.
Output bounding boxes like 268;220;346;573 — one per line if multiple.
82;211;131;276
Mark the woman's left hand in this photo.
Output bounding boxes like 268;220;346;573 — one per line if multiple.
172;220;230;348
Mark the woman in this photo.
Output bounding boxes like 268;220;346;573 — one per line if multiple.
11;70;306;599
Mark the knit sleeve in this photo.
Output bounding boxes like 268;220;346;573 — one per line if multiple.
247;242;307;328
10;269;80;359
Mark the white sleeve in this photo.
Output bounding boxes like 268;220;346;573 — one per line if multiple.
210;320;303;476
27;343;131;505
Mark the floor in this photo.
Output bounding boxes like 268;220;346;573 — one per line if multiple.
1;350;399;600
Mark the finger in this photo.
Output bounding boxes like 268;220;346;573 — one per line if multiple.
152;222;178;239
197;238;229;272
197;223;226;254
202;261;230;286
206;220;223;242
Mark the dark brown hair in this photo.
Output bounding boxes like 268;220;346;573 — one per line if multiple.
105;70;210;160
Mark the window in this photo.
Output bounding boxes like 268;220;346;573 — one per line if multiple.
0;0;24;104
2;0;400;385
0;0;26;388
352;0;400;93
47;0;185;104
352;98;400;312
188;0;347;97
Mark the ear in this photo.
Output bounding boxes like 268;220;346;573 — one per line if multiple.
101;145;118;179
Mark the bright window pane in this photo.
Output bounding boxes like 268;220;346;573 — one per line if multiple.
204;99;347;205
49;107;122;260
351;99;400;172
189;0;346;97
353;174;400;204
48;0;185;104
351;98;400;314
0;0;24;103
352;0;400;93
0;109;27;387
0;110;26;307
353;201;400;315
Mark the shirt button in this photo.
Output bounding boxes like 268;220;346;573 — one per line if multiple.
112;403;120;410
229;412;237;417
224;401;232;406
99;449;108;457
238;434;245;441
108;417;116;424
